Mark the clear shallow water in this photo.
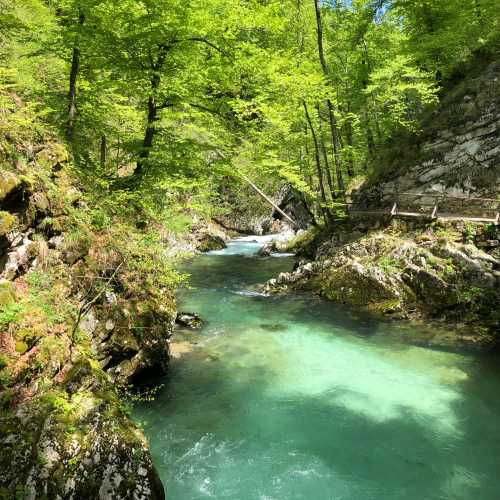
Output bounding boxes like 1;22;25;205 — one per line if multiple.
133;236;500;500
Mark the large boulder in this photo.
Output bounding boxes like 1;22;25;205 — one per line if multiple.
0;173;22;205
196;233;226;252
0;359;165;500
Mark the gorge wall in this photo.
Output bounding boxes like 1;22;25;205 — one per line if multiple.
358;58;500;213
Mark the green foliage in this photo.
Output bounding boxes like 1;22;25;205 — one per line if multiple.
378;256;398;271
463;223;477;244
0;303;22;330
1;0;497;223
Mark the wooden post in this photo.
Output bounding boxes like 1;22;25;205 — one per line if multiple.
431;205;438;219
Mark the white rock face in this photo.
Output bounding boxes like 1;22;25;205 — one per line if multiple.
358;61;500;211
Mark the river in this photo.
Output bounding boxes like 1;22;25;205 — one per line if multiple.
133;235;500;500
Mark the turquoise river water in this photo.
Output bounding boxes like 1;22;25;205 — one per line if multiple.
133;236;500;500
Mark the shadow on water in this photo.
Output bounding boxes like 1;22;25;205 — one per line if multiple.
136;343;500;500
134;245;500;500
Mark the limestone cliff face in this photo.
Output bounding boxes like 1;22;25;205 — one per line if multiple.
215;184;314;235
359;59;500;211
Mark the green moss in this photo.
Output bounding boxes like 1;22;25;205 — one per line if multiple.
0;302;22;330
0;281;15;307
15;341;28;354
283;228;318;253
378;256;398;271
61;230;91;264
0;211;16;236
197;234;226;252
0;172;21;202
35;143;69;170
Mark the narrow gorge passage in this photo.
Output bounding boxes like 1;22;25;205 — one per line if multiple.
133;236;500;500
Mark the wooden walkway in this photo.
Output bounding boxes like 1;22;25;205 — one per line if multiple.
343;192;500;224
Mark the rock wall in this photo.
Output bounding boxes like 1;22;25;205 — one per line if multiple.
215;184;314;235
0;138;171;498
358;59;500;214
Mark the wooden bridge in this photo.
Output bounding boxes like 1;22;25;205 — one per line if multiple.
342;192;500;225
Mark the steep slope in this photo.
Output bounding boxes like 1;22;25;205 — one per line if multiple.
0;94;177;498
358;57;500;213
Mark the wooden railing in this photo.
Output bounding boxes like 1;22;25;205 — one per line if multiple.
341;192;500;224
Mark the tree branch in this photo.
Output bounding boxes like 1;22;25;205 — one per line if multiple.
157;101;174;110
171;37;228;56
187;102;222;116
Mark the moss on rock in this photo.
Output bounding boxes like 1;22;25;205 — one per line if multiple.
267;221;500;341
0;173;21;203
0;211;16;236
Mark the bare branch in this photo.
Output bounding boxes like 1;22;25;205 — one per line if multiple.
171;37;228;56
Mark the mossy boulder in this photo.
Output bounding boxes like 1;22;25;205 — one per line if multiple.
0;211;16;236
266;223;500;338
0;359;165;499
0;173;21;204
197;233;226;252
60;232;91;265
402;264;459;309
317;261;409;315
35;142;69;170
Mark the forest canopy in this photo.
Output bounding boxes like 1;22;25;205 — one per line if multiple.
1;0;499;225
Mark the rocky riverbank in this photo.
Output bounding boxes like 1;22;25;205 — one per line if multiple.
265;217;500;349
0;132;180;497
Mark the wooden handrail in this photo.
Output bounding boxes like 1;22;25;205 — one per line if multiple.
353;192;499;203
333;192;500;225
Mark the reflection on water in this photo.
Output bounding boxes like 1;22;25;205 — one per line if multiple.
134;236;500;500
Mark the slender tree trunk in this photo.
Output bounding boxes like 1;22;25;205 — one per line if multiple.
361;41;377;172
344;119;354;178
66;11;85;141
136;74;160;179
313;0;345;193
313;0;328;75
341;101;355;178
365;112;375;166
100;134;106;167
316;104;336;201
326;100;345;192
303;127;314;189
303;101;330;222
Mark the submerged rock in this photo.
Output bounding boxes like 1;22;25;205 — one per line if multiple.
259;323;288;332
176;312;203;329
257;243;274;257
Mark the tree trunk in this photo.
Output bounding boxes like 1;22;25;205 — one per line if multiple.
326;99;345;192
100;134;106;167
366;117;375;162
303;127;314;189
316;104;336;201
136;74;160;179
344;119;355;178
313;0;345;193
66;11;85;141
313;0;328;75
303;101;330;222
